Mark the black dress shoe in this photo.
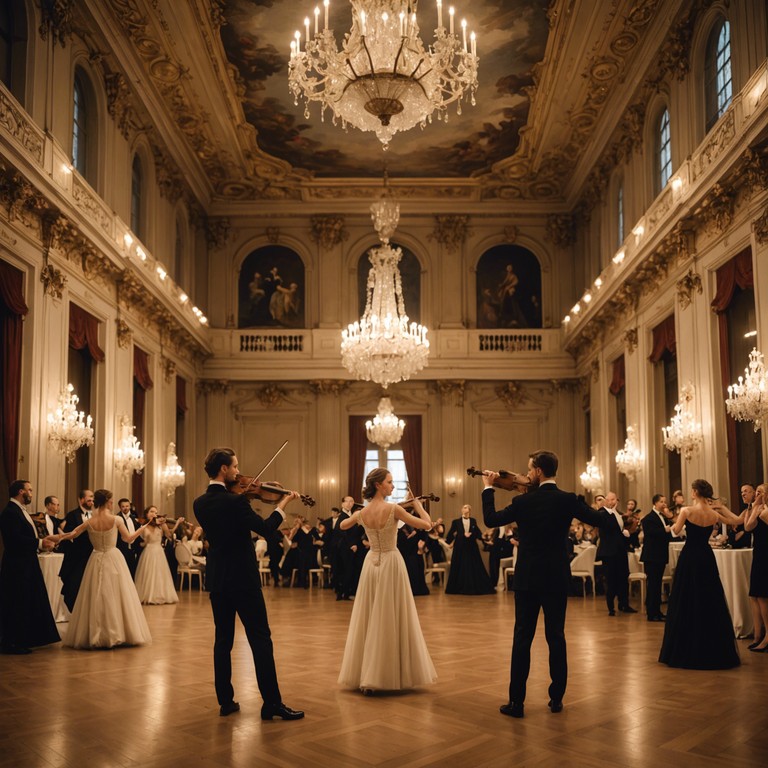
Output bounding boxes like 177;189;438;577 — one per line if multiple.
548;700;563;713
1;645;32;655
647;616;664;622
499;702;524;718
618;606;638;613
261;702;305;721
219;701;240;717
748;645;768;653
608;610;616;616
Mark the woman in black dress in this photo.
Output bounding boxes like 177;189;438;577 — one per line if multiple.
744;482;768;651
659;479;741;669
445;504;494;595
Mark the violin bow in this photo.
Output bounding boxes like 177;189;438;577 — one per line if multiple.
252;440;289;484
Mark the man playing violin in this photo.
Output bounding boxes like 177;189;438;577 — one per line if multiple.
481;450;603;719
193;447;304;721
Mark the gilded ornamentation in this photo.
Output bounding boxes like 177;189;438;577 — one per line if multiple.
622;327;638;354
503;225;518;243
40;263;67;300
430;380;466;407
676;269;703;310
104;72;144;139
266;226;280;244
205;217;230;250
741;148;768;195
753;205;768;245
0;224;18;246
699;183;735;233
693;110;735;180
116;319;133;349
590;358;600;383
309;216;348;249
0;90;45;164
428;216;472;253
197;379;230;396
258;384;285;408
39;0;75;47
161;356;177;384
209;0;227;29
72;176;112;234
495;382;526;408
545;214;575;248
308;380;350;397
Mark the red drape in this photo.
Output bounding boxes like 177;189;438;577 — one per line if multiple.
609;355;625;396
400;415;422;496
69;303;105;362
348;416;368;500
133;346;154;391
0;260;28;484
710;247;754;313
176;375;187;417
648;315;677;362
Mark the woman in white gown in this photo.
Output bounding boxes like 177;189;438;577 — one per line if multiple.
338;468;437;693
61;489;152;649
134;508;179;605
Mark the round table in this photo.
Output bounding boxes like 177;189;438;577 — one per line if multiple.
37;552;70;623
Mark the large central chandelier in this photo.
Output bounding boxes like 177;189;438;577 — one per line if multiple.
114;414;145;479
366;396;406;448
47;384;94;463
341;179;429;388
288;0;479;147
615;425;643;481
662;382;703;460
726;348;768;431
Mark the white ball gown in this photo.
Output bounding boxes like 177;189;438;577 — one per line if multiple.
134;526;179;605
338;505;437;691
63;522;151;649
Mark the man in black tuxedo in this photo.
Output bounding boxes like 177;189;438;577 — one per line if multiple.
640;494;673;622
0;480;60;654
115;498;140;578
595;492;636;616
482;450;602;718
325;498;352;599
58;489;94;611
193;447;304;720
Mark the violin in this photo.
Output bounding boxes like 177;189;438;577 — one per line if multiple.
466;466;532;494
350;493;441;512
232;475;316;508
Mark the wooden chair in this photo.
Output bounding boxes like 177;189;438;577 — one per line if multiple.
570;545;597;597
497;555;515;591
258;556;271;586
423;553;447;587
175;543;204;591
628;571;646;606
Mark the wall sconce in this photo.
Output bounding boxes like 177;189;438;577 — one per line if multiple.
319;477;338;489
445;476;461;497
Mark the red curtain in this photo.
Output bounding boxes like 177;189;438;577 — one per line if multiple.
69;303;105;362
133;346;154;391
648;315;677;362
710;247;754;313
400;415;423;496
348;416;368;500
132;347;153;511
176;375;187;417
609;355;625;396
0;260;28;484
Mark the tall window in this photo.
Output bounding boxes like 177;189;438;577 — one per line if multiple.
72;72;88;177
131;155;143;239
617;184;624;246
0;0;27;104
705;19;732;131
364;447;409;503
656;108;672;194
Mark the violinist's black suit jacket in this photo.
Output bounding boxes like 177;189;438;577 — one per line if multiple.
482;483;601;705
115;510;141;578
193;483;284;707
58;507;92;611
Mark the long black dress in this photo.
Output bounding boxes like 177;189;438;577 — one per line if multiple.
659;521;740;669
445;517;494;595
748;517;768;597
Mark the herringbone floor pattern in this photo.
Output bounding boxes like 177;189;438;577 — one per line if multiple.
1;586;766;767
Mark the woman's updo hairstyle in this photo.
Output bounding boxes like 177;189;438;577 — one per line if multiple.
362;467;389;500
94;489;112;508
691;478;715;500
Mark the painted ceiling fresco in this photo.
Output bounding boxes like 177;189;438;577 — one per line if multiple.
220;0;551;179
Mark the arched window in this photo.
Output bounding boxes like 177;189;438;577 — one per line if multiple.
705;18;732;131
0;0;28;104
72;72;88;176
617;184;624;246
130;155;143;239
656;108;672;194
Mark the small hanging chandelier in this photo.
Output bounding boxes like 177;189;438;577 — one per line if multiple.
366;396;405;448
288;0;479;148
113;414;145;479
725;348;768;431
579;456;603;494
160;442;186;497
47;384;94;463
663;382;703;460
615;425;643;481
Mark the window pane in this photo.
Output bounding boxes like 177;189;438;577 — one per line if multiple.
617;185;624;246
705;19;732;131
363;447;409;504
658;109;671;191
73;75;86;175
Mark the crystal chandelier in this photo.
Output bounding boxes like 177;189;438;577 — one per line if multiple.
615;425;643;481
663;382;703;460
160;442;186;497
288;0;479;148
47;384;94;463
366;396;405;448
726;348;768;431
579;456;603;493
114;414;145;479
341;179;429;388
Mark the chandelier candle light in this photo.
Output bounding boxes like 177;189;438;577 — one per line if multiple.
615;425;643;481
725;347;768;431
662;382;703;460
366;396;406;448
288;0;479;147
113;414;145;479
579;456;604;494
47;384;94;463
160;442;186;497
341;177;429;388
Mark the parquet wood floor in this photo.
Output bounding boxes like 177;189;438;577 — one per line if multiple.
1;587;766;768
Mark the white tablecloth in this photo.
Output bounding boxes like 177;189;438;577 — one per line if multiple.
37;552;70;623
666;543;753;638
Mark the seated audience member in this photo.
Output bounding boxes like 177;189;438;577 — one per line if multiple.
727;522;752;549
